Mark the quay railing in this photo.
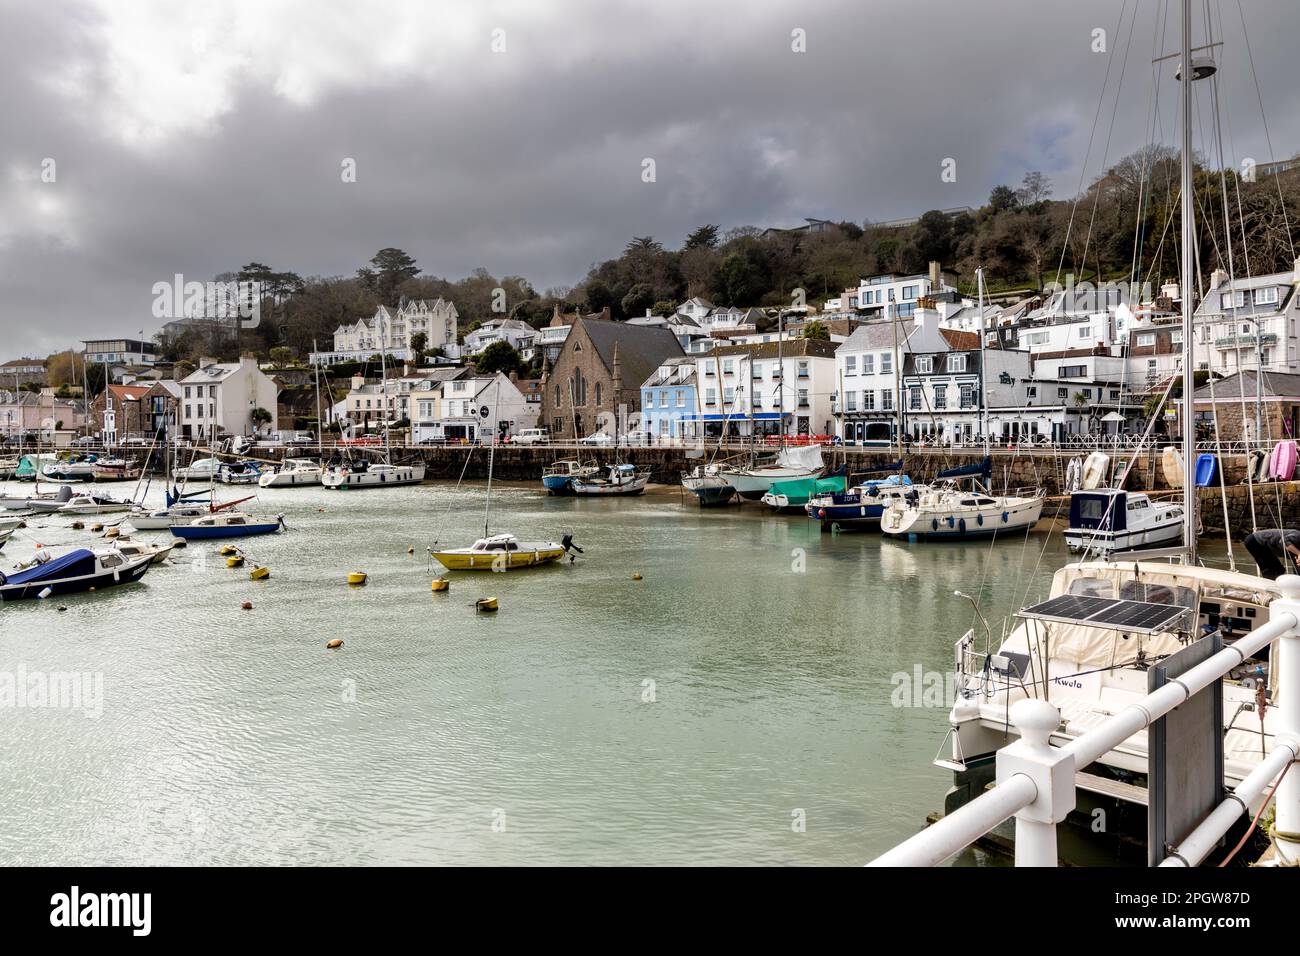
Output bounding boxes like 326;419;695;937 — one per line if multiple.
868;576;1300;868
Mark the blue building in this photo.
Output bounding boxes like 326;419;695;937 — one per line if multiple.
638;357;697;440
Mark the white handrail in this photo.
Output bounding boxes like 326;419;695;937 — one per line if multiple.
868;578;1300;867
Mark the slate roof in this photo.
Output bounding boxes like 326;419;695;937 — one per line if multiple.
580;317;685;387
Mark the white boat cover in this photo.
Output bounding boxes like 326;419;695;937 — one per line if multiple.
777;444;823;471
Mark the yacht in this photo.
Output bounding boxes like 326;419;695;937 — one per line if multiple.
879;459;1044;540
718;444;823;500
321;458;425;489
170;511;285;539
805;474;919;531
570;463;650;496
258;458;322;488
429;533;575;570
174;457;220;481
681;464;737;507
42;455;97;482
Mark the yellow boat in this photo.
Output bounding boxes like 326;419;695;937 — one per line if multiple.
429;533;571;571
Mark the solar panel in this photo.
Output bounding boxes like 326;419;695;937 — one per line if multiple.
1020;594;1190;635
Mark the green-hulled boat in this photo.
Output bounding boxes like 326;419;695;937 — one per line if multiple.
760;473;847;514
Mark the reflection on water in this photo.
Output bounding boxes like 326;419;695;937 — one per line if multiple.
0;481;1074;865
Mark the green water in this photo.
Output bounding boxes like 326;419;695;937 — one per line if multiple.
0;481;1072;865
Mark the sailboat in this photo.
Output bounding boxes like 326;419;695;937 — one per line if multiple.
429;379;579;570
322;329;425;489
936;4;1288;850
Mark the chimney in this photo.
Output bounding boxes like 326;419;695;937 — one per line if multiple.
1294;257;1300;284
351;375;365;390
913;303;938;334
645;308;653;318
1208;268;1228;292
198;356;216;369
928;260;941;288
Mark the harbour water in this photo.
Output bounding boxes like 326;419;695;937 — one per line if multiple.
3;481;1093;865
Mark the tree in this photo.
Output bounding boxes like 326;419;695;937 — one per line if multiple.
989;185;1019;212
251;406;273;430
620;283;656;317
914;210;954;267
268;347;294;368
801;320;831;341
410;332;427;355
718;252;765;305
625;236;663;253
357;248;420;303
473;340;524;377
683;224;720;250
1017;171;1053;208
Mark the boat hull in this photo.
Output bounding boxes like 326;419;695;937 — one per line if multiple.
259;471;322;488
571;475;648;496
321;464;425;489
0;556;151;601
722;466;820;500
170;520;282;540
1065;518;1183;555
431;547;566;570
882;496;1044;540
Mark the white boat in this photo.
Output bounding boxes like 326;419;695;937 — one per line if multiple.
42;456;97;481
570;463;650;496
0;515;24;535
111;536;176;564
718;444;824;500
879;459;1044;540
1080;451;1109;490
91;457;142;481
681;465;737;507
321;459;425;489
1063;489;1183;556
127;502;211;531
218;460;263;484
0;526;12;549
57;492;133;515
9;484;78;513
259;458;322;488
541;459;601;494
174;457;219;481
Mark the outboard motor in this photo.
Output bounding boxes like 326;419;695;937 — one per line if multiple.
561;534;584;562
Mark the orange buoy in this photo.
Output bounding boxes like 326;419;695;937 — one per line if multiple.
241;601;253;610
326;638;343;649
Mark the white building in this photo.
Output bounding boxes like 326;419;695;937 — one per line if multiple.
688;339;839;439
177;356;279;440
463;318;537;355
312;299;459;365
1193;264;1300;376
410;372;537;443
824;268;959;319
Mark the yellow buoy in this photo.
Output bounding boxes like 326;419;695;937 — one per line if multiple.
249;565;270;580
104;527;120;539
475;596;499;613
431;578;450;592
631;572;643;581
347;571;368;586
326;638;343;649
407;545;415;555
90;523;103;533
220;544;239;556
226;555;245;568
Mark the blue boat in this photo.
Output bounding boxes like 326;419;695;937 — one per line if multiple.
806;473;915;531
0;547;151;601
541;459;600;495
1194;453;1217;488
170;511;284;539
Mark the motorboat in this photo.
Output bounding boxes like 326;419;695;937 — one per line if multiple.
879;458;1044;540
91;457;142;481
0;546;151;600
7;483;78;513
57;492;134;515
429;533;577;570
174;457;220;481
0;527;12;549
1064;489;1184;556
321;458;425;489
170;511;285;540
0;515;24;535
805;474;920;531
681;464;737;507
258;458;322;488
14;454;56;481
541;459;601;495
111;536;176;565
718;444;824;500
218;460;264;484
126;502;211;531
570;463;650;496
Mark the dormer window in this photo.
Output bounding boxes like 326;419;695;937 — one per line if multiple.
915;356;933;374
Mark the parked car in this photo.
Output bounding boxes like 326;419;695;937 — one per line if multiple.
71;435;99;447
623;430;652;445
578;432;615;446
512;428;550;445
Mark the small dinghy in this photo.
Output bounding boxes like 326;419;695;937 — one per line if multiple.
1080;452;1109;490
571;464;650;496
1268;440;1297;481
1194;453;1218;487
1160;445;1184;489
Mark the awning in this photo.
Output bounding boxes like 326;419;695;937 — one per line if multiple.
680;412;787;422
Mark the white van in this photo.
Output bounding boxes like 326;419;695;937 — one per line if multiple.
513;428;550;445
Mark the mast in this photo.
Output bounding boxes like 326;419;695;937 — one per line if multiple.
977;267;989;455
380;317;391;461
890;296;903;453
776;311;785;445
1179;0;1197;563
483;377;500;537
313;338;324;456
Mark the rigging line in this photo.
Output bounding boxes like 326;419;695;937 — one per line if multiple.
1053;0;1131;288
1234;0;1297;263
1079;0;1141;282
1128;0;1168;294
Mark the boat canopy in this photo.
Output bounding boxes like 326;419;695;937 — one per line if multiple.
937;456;992;480
769;474;847;501
0;549;97;585
776;444;824;471
1069;491;1127;532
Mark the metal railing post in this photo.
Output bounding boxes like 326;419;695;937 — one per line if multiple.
1270;574;1300;863
997;699;1074;867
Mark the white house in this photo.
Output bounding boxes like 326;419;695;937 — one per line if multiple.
1193;263;1300;376
177;356;279;440
312;299;459;365
410;372;537;443
689;339;839;439
463;318;536;355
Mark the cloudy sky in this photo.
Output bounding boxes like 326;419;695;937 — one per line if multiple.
2;0;1298;359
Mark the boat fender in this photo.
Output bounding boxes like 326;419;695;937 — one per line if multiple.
931;518;939;531
1002;511;1009;523
977;515;984;526
947;516;955;528
959;518;966;533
